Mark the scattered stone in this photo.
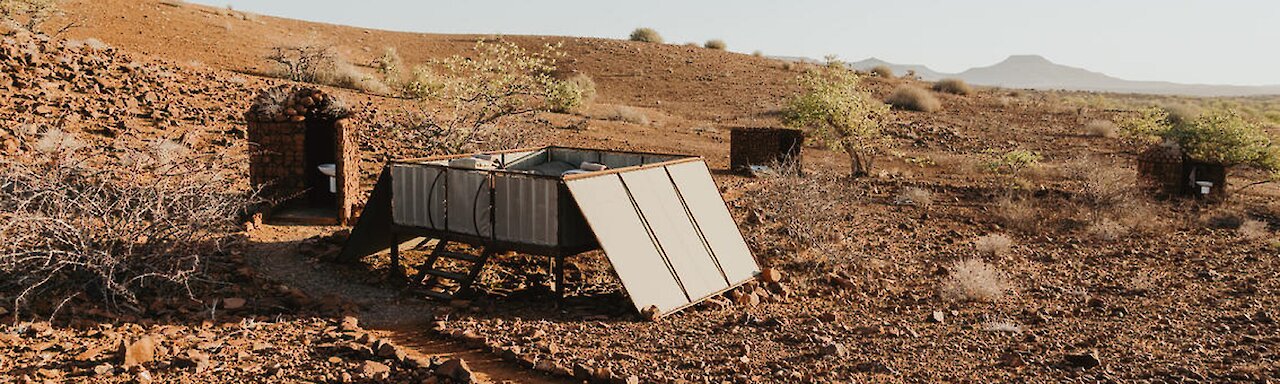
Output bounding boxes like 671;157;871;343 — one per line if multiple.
327;356;342;364
221;297;246;310
641;305;661;321
92;363;114;376
0;306;8;316
340;316;359;332
375;340;405;361
929;311;945;323
404;355;434;369
135;368;153;384
120;336;156;367
573;363;593;379
435;358;474;383
820;342;847;357
360;360;390;379
174;350;210;373
827;273;856;289
760;267;784;283
1065;351;1101;369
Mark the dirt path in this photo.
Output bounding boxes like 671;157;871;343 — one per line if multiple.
245;225;568;384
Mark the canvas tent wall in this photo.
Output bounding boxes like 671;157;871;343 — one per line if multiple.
339;146;761;317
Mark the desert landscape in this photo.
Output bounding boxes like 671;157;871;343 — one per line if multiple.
1;0;1278;383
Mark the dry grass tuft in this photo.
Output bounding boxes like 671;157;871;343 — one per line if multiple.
933;78;973;95
886;85;941;112
974;234;1013;256
629;28;663;43
601;105;650;125
995;197;1040;233
870;65;894;78
941;259;1013;302
703;39;726;50
1084;119;1119;138
894;187;933;207
1087;218;1130;241
1238;219;1269;240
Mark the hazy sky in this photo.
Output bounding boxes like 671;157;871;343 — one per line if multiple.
191;0;1280;86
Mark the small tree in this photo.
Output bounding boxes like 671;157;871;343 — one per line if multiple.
783;58;890;177
1122;107;1280;189
394;40;567;155
266;44;338;83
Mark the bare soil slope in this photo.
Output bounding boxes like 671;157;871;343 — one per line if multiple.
0;0;1274;383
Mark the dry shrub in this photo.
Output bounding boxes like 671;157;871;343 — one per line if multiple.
886;85;941;112
1084;119;1119;138
974;234;1013;256
894;187;933;207
266;44;387;94
1238;219;1269;240
629;27;663;43
602;105;650;125
1062;158;1135;210
752;50;763;57
742;172;848;252
933;78;973;95
870;65;894;78
0;129;253;312
941;258;1012;302
704;39;726;50
995;197;1040;232
1087;218;1130;241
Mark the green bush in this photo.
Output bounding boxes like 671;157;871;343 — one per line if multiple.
933;78;973;95
547;73;597;113
886;85;941;112
1121;107;1279;182
704;39;726;50
782;58;889;177
629;28;663;43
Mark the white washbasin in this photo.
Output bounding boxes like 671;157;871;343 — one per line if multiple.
318;163;337;193
318;163;337;176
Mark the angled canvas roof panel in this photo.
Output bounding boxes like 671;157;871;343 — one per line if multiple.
566;159;761;316
618;167;728;301
566;174;690;314
665;161;760;284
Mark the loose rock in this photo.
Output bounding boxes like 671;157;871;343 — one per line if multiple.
435;358;474;383
120;336;156;367
1065;351;1101;369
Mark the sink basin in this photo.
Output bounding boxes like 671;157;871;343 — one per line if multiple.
318;163;337;193
318;163;337;176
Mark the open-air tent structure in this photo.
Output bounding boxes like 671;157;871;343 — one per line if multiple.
338;146;761;317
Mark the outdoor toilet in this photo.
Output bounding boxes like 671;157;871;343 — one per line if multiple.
339;147;762;318
246;86;361;225
1137;143;1228;199
729;127;804;174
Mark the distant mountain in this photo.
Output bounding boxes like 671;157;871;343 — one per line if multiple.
848;58;947;81
778;54;1280;97
955;55;1280;97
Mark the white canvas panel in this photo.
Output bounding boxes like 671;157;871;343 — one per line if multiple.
565;175;689;314
666;161;760;284
619;167;728;300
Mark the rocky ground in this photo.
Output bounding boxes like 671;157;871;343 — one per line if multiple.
1;0;1278;383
